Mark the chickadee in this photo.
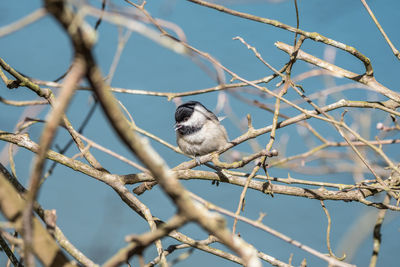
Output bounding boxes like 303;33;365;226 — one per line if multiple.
174;101;228;157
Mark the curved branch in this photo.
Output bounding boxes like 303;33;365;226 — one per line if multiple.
275;42;400;103
187;0;373;75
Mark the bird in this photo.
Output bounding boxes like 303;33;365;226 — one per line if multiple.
174;101;228;157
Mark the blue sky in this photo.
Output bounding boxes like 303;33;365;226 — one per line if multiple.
1;0;399;266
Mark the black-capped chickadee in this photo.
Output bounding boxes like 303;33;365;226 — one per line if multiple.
174;101;228;157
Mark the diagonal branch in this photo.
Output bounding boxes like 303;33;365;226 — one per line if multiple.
0;170;76;267
187;0;373;76
360;0;400;60
43;1;263;265
0;163;99;267
275;41;400;103
0;57;106;171
1;130;399;210
22;55;85;267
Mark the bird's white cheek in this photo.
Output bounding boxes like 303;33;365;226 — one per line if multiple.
181;111;206;128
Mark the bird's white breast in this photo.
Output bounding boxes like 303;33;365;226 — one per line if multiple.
177;119;228;156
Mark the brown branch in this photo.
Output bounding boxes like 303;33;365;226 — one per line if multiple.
128;169;399;208
0;57;52;98
90;33;262;267
0;163;99;267
180;99;400;171
287;72;399;200
0;129;169;265
187;0;373;76
360;0;400;60
229;35;293;232
320;200;346;260
0;234;22;267
0;97;48;106
168;232;244;265
191;193;354;267
34;74;276;100
0;170;76;267
22;55;85;266
275;41;400;103
103;215;188;267
132;97;400;196
44;2;263;265
1;130;399;212
94;0;106;30
369;194;390;267
229;35;307;233
0;56;106;171
43;100;99;180
212;149;278;169
0;8;47;38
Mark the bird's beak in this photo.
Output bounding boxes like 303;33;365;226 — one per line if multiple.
174;123;182;131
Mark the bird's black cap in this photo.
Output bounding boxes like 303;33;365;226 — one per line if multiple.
175;101;204;122
175;101;218;122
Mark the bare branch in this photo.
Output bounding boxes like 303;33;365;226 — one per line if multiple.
360;0;400;60
275;41;400;103
0;170;76;267
0;8;47;38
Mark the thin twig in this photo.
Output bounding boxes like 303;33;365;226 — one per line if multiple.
360;0;400;60
0;8;47;37
320;200;346;260
187;0;374;76
94;0;106;30
191;193;355;267
22;56;86;266
2;131;399;211
369;194;390;267
231;35;304;233
0;234;22;267
0;97;48;106
275;42;400;103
